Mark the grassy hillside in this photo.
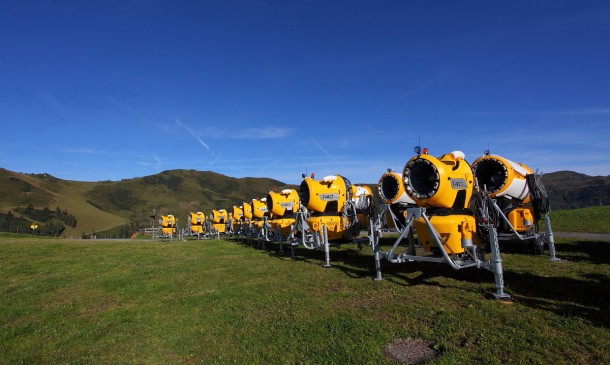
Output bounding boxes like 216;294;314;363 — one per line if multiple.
0;168;293;238
0;237;608;364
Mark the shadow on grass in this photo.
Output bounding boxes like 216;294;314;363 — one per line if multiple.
495;239;610;265
239;237;610;328
505;271;610;328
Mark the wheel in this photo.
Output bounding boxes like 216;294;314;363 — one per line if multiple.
530;236;545;254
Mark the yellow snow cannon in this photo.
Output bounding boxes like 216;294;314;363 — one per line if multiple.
160;214;177;237
230;205;245;235
188;211;206;235
471;153;534;232
267;188;299;237
471;151;555;255
377;170;416;231
250;198;269;229
402;149;478;254
350;184;375;229
299;174;359;241
242;202;252;221
210;209;228;234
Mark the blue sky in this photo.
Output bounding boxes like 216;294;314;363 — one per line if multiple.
1;1;609;184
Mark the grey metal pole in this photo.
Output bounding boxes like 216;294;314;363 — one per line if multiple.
545;214;560;261
322;225;331;268
488;226;511;300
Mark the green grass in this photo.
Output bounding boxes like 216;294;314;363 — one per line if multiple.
1;236;609;364
550;206;610;233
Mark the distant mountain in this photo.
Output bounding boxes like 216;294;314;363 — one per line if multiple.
1;167;607;236
540;171;610;210
0;168;292;237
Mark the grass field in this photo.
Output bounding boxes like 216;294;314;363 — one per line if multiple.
550;206;610;233
1;235;609;364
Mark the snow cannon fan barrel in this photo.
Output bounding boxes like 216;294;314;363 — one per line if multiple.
189;211;206;234
231;206;244;222
251;198;269;219
189;212;206;226
242;202;253;220
378;170;416;205
160;214;176;228
160;214;177;236
471;153;533;200
299;175;349;214
402;150;474;209
267;189;299;217
210;209;228;224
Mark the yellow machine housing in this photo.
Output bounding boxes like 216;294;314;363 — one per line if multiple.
300;175;348;214
160;214;177;236
307;215;350;241
267;189;299;237
189;211;206;234
414;214;479;254
230;205;244;233
210;209;228;233
403;151;473;209
507;208;534;231
242;203;252;220
231;206;244;222
251;198;269;219
267;189;299;217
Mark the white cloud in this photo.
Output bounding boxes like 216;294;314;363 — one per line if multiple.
232;127;294;139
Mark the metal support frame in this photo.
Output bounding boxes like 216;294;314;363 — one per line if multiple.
487;198;559;260
371;207;510;300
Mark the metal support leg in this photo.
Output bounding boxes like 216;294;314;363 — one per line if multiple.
545;214;560;261
488;227;511;300
322;226;331;268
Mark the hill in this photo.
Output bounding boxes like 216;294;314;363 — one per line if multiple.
1;167;608;237
540;171;610;210
0;168;292;238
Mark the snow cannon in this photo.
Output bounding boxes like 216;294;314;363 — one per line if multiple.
188;211;206;235
471;153;534;233
350;184;375;228
377;170;416;231
378;170;415;205
267;188;299;236
471;153;533;201
242;202;253;221
471;151;555;255
160;214;177;237
230;205;245;235
231;205;244;222
403;150;474;210
299;174;358;240
210;209;228;234
250;198;269;229
402;149;478;254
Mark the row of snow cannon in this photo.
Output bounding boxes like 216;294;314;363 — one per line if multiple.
158;148;557;299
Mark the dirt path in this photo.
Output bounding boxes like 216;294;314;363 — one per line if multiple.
553;231;610;241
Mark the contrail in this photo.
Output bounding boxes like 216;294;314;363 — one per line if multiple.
175;119;211;151
311;138;342;169
101;93;141;116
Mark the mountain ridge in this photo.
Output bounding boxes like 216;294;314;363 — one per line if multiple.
1;167;608;237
